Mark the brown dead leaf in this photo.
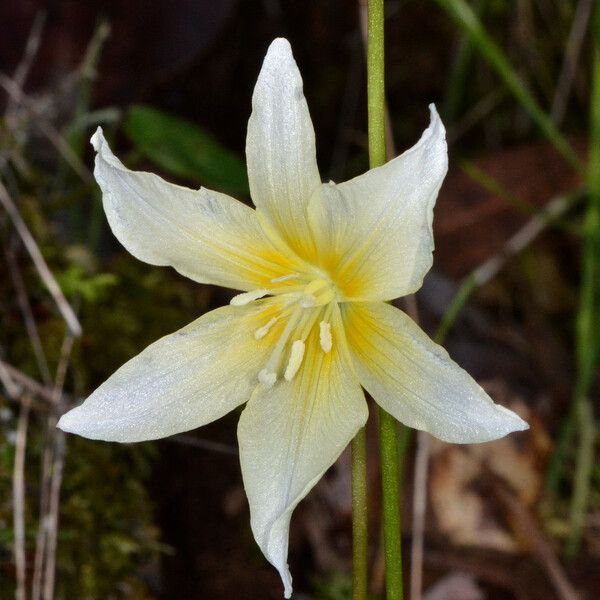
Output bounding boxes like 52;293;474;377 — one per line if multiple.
423;572;485;600
429;383;551;551
434;139;584;279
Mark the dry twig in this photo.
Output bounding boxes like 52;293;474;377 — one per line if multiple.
551;0;594;126
471;191;576;287
0;351;21;399
494;481;580;600
31;434;53;600
410;430;430;600
4;239;53;383
41;333;74;600
0;342;30;600
32;333;74;600
0;74;94;184
13;397;31;600
0;359;61;406
5;11;46;125
0;179;82;336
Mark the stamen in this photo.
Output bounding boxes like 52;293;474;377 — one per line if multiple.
319;321;333;353
230;288;269;306
258;369;277;387
254;317;278;340
284;340;305;381
257;306;303;385
271;274;299;283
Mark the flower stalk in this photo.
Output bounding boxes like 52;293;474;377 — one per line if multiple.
352;428;368;600
367;0;405;598
379;408;404;599
367;0;386;169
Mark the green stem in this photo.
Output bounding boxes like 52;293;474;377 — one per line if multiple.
566;2;600;557
367;0;386;169
352;428;368;600
379;408;404;600
367;1;404;597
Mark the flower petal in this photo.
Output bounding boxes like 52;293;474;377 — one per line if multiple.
309;105;447;301
92;127;299;291
238;307;367;598
345;302;528;443
246;38;321;259
57;303;277;442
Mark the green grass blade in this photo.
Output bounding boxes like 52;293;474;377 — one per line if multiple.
434;0;583;172
566;1;600;557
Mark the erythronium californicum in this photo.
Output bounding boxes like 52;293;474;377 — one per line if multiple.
58;38;528;598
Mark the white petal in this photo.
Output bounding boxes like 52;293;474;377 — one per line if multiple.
309;105;447;301
345;302;528;443
57;303;276;442
238;307;367;598
246;38;321;259
92;127;299;291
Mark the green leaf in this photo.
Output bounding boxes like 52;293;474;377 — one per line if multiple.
123;105;249;196
56;265;118;303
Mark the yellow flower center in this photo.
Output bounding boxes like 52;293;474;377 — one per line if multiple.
230;275;338;387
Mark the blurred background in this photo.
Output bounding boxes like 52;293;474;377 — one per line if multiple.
0;0;598;598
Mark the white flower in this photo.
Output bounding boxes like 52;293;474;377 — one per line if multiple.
58;38;527;598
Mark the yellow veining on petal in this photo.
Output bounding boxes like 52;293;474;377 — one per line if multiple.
341;301;373;356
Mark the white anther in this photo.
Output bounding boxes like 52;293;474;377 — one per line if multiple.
271;274;299;283
284;340;305;381
258;369;277;387
230;288;269;306
319;321;332;353
254;317;278;340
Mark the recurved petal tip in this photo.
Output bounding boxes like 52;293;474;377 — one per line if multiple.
281;566;292;599
426;103;446;140
90;126;104;151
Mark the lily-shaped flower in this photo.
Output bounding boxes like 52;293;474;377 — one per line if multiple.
58;38;527;598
